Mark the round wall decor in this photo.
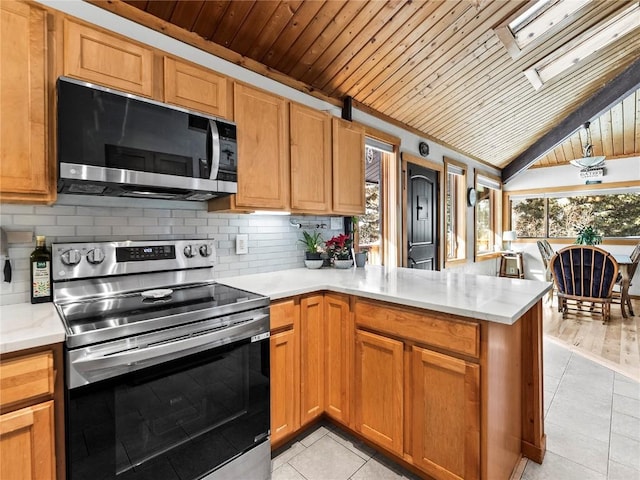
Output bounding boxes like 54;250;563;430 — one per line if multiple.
418;141;429;157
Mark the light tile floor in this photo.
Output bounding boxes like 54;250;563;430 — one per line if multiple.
272;338;640;480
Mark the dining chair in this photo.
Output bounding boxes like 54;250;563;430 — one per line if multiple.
613;242;640;316
550;245;619;323
537;239;555;301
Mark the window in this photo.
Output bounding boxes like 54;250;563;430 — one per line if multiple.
445;159;466;263
475;172;502;257
509;190;640;239
357;135;398;266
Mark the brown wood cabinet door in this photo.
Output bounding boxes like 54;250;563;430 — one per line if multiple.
270;328;299;445
324;293;352;425
234;84;289;210
63;19;154;97
290;103;332;214
354;329;403;455
332;118;365;215
0;401;55;480
300;295;324;425
412;346;480;480
0;1;53;203
164;57;231;119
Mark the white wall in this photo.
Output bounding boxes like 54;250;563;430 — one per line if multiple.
504;156;640;191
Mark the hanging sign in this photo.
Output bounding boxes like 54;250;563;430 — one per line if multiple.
579;167;604;179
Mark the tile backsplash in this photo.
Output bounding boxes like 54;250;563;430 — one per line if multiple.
0;197;341;305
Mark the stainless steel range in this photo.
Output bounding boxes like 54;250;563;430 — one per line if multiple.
53;240;271;480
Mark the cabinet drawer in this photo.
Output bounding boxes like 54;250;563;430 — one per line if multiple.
270;299;298;331
355;300;479;358
0;351;54;409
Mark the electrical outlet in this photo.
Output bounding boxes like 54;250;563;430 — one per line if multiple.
236;234;248;255
508;267;516;274
330;217;342;230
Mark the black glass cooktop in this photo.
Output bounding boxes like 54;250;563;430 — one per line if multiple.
59;283;265;336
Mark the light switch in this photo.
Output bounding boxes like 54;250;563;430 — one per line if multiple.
236;234;248;255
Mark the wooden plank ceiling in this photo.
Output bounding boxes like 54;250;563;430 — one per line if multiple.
96;0;640;171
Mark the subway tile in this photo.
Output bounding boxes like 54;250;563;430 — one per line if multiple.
13;215;56;226
144;208;171;218
196;226;218;234
172;210;197;218
143;226;172;235
172;226;196;235
111;207;143;217
95;217;124;226
36;226;76;237
218;226;238;234
128;217;158;226
77;226;111;237
185;218;207;226
116;226;144;236
158;218;184;226
207;218;229;226
0;205;34;214
57;216;94;226
35;205;76;215
76;206;112;216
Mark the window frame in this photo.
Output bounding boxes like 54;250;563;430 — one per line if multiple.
474;170;502;261
504;181;640;245
444;158;467;265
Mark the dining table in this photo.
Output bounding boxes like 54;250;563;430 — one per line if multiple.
612;254;635;318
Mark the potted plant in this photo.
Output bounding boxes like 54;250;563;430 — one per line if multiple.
325;233;353;268
299;231;323;261
574;225;602;245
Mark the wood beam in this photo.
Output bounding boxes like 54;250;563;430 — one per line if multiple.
502;56;640;184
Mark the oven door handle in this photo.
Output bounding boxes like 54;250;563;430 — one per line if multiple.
69;313;269;386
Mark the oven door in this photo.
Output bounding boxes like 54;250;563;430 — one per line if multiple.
65;311;270;480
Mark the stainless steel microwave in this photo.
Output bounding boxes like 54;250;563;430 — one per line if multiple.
57;77;237;201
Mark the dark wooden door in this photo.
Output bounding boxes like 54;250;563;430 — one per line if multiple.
406;163;438;270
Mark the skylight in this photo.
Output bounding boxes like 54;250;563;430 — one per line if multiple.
524;2;640;89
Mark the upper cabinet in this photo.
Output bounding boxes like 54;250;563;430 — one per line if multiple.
0;1;54;204
63;19;154;97
332;119;365;215
290;103;332;214
163;57;232;119
234;84;290;210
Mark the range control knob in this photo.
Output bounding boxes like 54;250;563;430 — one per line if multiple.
86;248;105;265
199;244;212;257
60;249;81;266
183;244;197;258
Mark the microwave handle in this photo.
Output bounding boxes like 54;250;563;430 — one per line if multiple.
208;120;220;180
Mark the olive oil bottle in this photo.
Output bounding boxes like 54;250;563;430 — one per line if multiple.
30;236;52;303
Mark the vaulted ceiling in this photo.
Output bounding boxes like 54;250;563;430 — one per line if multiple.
93;0;640;173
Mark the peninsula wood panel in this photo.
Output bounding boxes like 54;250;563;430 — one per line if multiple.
0;401;55;480
63;19;154;97
234;83;290;209
289;103;332;214
299;295;324;425
0;1;53;203
354;329;404;456
163;56;231;119
103;0;640;169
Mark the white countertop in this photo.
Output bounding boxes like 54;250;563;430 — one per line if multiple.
0;303;65;354
218;265;552;325
0;266;552;354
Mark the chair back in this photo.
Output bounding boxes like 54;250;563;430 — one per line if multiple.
550;245;618;299
536;240;554;269
627;242;640;281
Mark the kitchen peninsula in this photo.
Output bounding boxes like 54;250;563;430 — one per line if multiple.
219;266;551;480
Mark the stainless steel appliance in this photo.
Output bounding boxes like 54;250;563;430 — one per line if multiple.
53;240;270;480
57;77;237;201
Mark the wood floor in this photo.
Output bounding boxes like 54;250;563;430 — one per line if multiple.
543;297;640;382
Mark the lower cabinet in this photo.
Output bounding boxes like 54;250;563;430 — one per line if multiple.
411;346;480;480
300;295;324;425
354;329;404;456
324;293;351;425
270;300;300;445
0;401;55;479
